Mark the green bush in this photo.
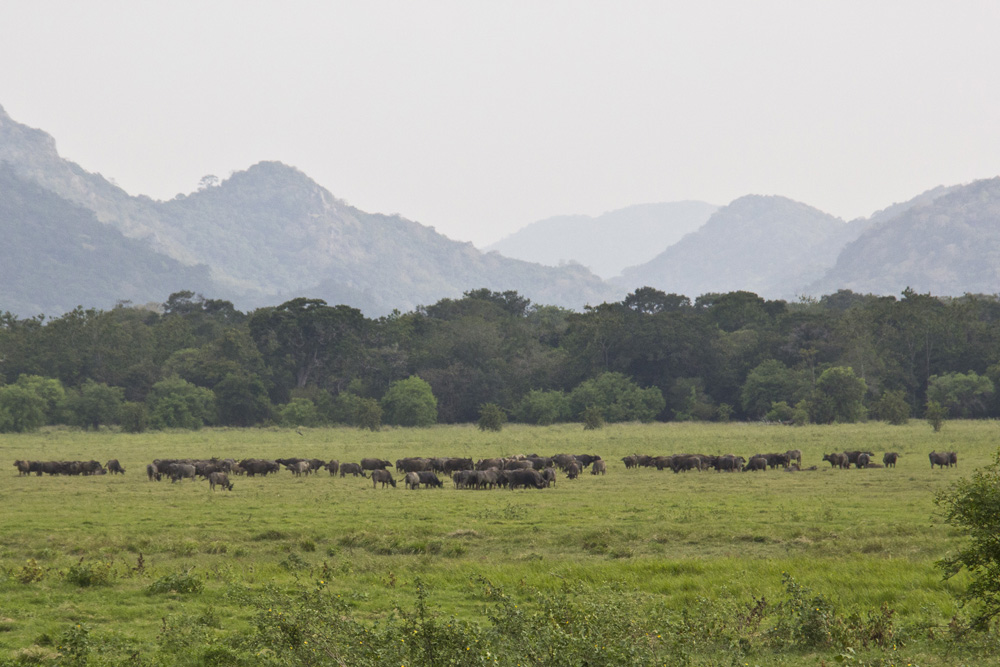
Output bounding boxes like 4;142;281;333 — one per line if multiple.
477;403;506;431
381;376;438;427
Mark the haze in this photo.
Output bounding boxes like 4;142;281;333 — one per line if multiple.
2;1;998;247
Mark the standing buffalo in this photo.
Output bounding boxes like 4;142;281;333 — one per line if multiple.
404;472;420;490
13;460;31;476
591;460;607;475
929;451;957;469
822;453;849;469
371;469;397;488
507;469;546;490
565;462;581;479
361;458;391;472
785;450;802;466
106;459;125;475
744;456;767;472
287;461;311;477
883;452;899;468
324;460;340;476
416;471;443;488
856;453;871;468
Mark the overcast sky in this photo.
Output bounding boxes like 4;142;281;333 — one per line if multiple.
2;1;999;247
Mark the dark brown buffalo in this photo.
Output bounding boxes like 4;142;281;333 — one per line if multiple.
340;462;365;477
105;459;125;475
361;458;391;472
416;471;443;488
882;452;899;468
507;468;546;490
591;460;607;475
929;451;956;469
324;460;340;476
856;453;871;469
371;469;396;488
744;456;767;472
822;452;849;469
621;455;638;469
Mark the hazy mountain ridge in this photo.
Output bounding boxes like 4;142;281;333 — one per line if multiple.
613;195;861;299
485;201;718;279
0;164;215;316
0;105;616;316
808;178;1000;296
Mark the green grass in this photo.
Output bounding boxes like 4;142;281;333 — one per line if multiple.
0;421;998;665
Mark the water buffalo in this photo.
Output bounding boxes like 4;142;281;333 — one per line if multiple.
542;467;557;487
929;451;956;469
416;471;443;488
241;459;280;476
208;471;233;491
397;458;430;473
883;452;899;468
443;458;474;474
105;459;125;475
744;456;767;472
785;449;802;466
340;463;366;477
621;455;638;469
856;453;871;469
146;463;161;481
361;458;391;472
287;461;311;477
405;472;421;490
565;462;581;479
591;460;607;475
844;451;874;468
13;460;31;476
371;469;396;488
324;460;340;476
822;452;849;469
507;468;546;490
169;464;197;483
714;455;745;472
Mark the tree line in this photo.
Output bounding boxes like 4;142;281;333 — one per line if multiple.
1;286;997;432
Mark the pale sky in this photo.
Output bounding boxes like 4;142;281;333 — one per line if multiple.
2;1;999;247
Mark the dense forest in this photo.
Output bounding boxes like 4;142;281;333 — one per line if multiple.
1;285;998;433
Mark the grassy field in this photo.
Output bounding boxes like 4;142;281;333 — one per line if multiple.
1;421;998;665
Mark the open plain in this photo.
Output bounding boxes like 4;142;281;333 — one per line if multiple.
1;421;998;665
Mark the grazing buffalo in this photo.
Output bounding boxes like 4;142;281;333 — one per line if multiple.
404;472;420;490
397;458;430;473
565;462;581;479
371;469;396;488
106;459;125;475
591;460;607;475
744;456;767;472
444;458;474;474
542;467;557;487
416;471;443;489
241;459;280;477
507;468;546;490
882;452;899;468
856;453;871;469
208;472;233;491
146;463;161;481
671;455;704;473
714;455;745;472
822;453;849;469
621;455;638;469
340;463;366;477
324;460;340;476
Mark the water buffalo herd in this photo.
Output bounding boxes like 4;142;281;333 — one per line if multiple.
11;447;959;490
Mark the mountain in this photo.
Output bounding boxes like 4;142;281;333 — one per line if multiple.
484;201;718;279
808;178;1000;297
614;195;862;300
0;164;215;316
0;105;617;316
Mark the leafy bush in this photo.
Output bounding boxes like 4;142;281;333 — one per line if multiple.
276;397;319;427
570;372;665;423
0;384;46;433
118;401;149;433
381;376;438;427
514;389;571;425
477;403;506;431
146;376;216;429
146;570;204;595
64;558;114;587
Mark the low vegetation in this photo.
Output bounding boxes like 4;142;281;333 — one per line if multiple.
1;421;999;664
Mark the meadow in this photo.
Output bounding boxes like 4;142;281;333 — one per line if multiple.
1;421;998;665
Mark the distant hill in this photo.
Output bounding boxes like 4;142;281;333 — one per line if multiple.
485;201;718;279
614;195;862;299
0;104;617;316
808;178;1000;297
0;164;215;316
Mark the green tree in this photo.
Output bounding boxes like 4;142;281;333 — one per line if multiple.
477;403;506;432
214;373;271;427
0;384;47;432
740;360;809;419
68;380;124;430
277;398;320;428
118;401;148;433
381;376;438;427
569;372;665;423
810;366;867;424
936;450;1000;628
871;389;911;425
14;375;67;424
354;397;383;431
146;376;217;429
514;389;571;426
927;371;995;418
581;405;605;430
925;400;948;433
